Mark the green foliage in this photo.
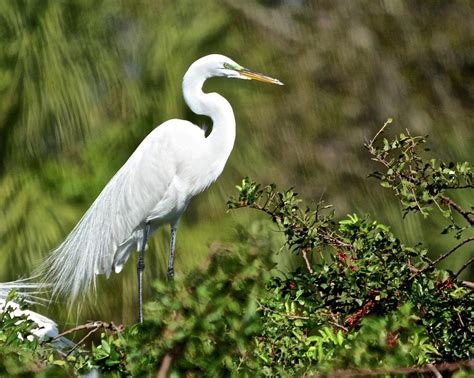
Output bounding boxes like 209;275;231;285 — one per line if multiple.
0;292;129;376
125;233;274;376
1;1;473;325
1;127;473;376
87;333;128;375
367;119;473;238
228;178;472;375
0;292;46;376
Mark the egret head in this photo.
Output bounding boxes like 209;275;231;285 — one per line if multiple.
189;54;283;85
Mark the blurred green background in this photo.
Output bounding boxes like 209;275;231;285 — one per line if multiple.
0;0;472;325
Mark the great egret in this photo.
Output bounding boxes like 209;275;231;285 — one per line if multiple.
38;54;283;322
0;282;74;350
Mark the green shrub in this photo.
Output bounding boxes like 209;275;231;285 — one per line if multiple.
1;126;472;376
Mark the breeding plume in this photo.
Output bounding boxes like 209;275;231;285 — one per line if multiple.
39;54;283;322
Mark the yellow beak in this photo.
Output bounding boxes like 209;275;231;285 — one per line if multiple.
239;68;284;85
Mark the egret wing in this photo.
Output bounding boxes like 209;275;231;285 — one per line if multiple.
38;123;180;301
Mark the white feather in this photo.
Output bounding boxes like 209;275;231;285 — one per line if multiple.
0;282;75;350
35;54;281;304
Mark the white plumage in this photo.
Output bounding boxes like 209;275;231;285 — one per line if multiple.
36;54;282;315
0;282;74;350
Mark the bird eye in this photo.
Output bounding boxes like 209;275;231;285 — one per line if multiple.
223;62;234;70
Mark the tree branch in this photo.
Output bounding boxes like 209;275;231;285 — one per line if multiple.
420;236;474;272
327;320;348;333
157;354;173;378
366;118;393;148
441;195;474;226
302;248;314;274
52;321;124;340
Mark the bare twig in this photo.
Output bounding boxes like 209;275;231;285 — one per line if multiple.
328;321;348;333
366;118;393;148
420;236;474;273
52;321;124;340
66;328;98;356
302;249;314;274
456;312;466;328
407;259;422;273
410;187;426;215
441;195;474;226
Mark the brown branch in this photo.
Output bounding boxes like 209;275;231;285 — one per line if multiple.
308;359;474;377
366;118;393;148
327;321;348;333
66;328;98;356
407;260;422;273
420;236;474;273
427;364;443;378
52;321;124;340
157;354;173;378
322;230;352;249
410;188;426;215
441;195;474;226
302;249;314;274
462;280;474;290
456;312;466;328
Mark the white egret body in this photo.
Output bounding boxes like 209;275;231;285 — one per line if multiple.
0;282;74;350
38;54;282;321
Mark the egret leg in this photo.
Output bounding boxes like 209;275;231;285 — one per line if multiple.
138;222;150;324
167;224;177;280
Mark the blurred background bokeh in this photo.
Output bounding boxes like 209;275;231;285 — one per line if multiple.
0;0;472;325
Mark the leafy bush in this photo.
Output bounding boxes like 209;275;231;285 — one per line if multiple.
1;126;472;376
126;232;273;376
227;177;472;375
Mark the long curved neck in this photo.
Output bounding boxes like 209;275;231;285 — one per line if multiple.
182;69;236;161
